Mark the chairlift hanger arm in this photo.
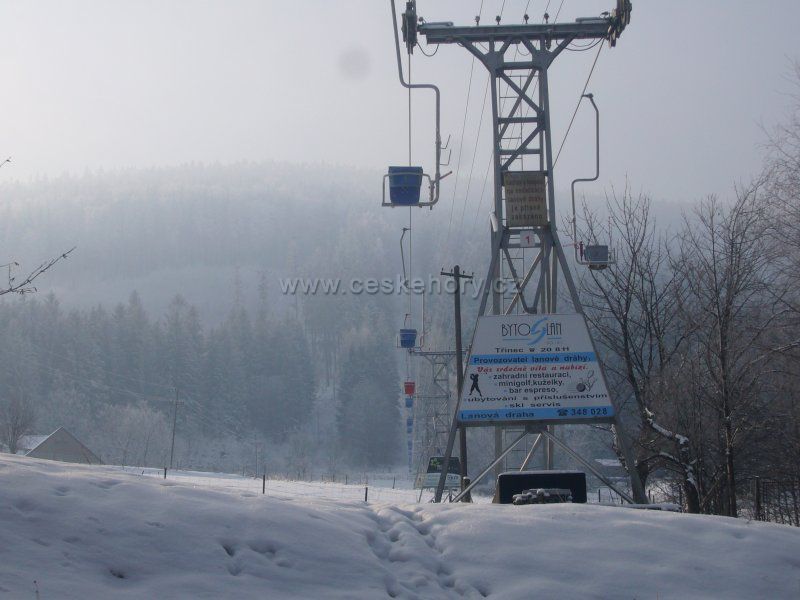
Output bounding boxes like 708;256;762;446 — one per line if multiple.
572;94;599;263
571;94;613;269
389;0;450;207
400;227;409;284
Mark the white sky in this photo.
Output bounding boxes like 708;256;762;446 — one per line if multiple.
1;0;799;202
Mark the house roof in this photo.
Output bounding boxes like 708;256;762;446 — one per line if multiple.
26;427;102;465
18;435;49;451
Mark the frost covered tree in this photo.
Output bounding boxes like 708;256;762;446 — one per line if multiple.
337;327;401;468
0;392;36;454
579;182;787;516
578;190;699;510
670;189;776;516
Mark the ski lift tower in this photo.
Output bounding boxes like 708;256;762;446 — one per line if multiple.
401;1;646;503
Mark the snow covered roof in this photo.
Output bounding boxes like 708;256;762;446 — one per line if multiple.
18;435;49;452
26;427;102;465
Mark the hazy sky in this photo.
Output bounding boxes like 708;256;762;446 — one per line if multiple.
2;0;799;203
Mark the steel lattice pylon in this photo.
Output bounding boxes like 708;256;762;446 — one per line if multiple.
409;349;455;487
413;4;647;504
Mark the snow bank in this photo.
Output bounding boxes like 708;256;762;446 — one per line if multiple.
1;454;798;599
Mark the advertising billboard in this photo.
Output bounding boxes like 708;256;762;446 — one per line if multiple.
458;314;614;425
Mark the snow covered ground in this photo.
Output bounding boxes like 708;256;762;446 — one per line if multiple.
1;455;799;599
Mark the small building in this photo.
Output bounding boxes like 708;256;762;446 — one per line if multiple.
26;427;102;465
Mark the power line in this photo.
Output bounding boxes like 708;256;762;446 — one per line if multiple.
29;339;246;437
28;338;176;393
40;363;173;405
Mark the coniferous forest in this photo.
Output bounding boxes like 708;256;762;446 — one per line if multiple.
0;164;424;473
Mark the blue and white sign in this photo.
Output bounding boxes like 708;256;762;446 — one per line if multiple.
458;314;614;424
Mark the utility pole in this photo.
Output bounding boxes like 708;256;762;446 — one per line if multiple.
436;266;473;502
169;388;179;470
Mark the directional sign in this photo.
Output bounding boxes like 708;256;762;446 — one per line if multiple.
458;314;614;424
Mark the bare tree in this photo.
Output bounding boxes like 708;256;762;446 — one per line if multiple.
0;248;76;297
0;158;75;454
759;61;800;497
0;250;78;452
578;189;700;510
764;61;800;351
0;392;36;454
0;156;75;296
671;187;778;516
285;427;313;480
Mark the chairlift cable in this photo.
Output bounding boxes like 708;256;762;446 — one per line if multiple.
441;60;477;257
407;54;414;326
440;0;510;344
462;0;573;249
439;0;485;267
456;74;490;237
554;42;603;167
469;0;570;258
449;0;508;255
554;0;566;21
458;0;537;238
566;39;603;52
408;52;413;167
470;0;552;237
409;206;413;318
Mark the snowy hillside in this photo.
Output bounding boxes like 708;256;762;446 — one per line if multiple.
1;455;798;599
